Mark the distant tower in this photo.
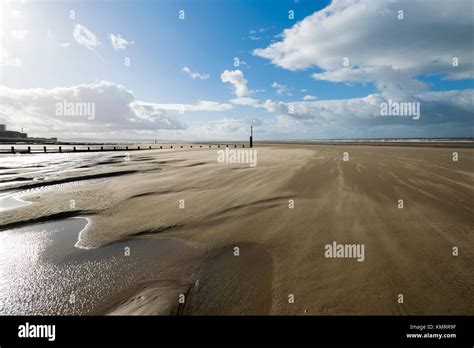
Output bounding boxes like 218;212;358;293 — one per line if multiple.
250;125;253;148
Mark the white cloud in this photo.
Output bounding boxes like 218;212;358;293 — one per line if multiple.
247;27;274;42
2;82;469;140
254;0;474;96
198;117;264;134
10;30;29;41
229;97;261;106
250;27;272;34
73;24;99;51
181;66;210;80
0;47;22;68
189;88;473;140
146;116;266;141
271;82;291;96
60;43;70;48
262;89;474;128
108;33;134;51
220;69;250;97
276;114;302;127
46;30;54;41
312;66;427;100
0;81;187;138
2;57;22;68
10;9;22;18
223;88;473;138
138;100;232;112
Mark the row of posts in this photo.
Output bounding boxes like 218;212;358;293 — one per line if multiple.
9;144;246;154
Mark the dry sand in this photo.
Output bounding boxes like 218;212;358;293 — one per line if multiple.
1;144;473;315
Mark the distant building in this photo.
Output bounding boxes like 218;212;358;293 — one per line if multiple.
2;131;28;138
0;124;28;139
0;123;59;143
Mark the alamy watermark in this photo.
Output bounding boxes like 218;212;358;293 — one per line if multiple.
324;241;365;262
217;148;257;167
380;99;420;120
55;99;95;120
18;322;55;341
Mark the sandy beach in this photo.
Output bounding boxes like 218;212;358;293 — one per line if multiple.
1;143;473;315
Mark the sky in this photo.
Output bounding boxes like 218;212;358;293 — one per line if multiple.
0;0;472;141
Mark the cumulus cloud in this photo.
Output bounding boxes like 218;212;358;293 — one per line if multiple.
73;24;99;51
303;95;317;101
181;66;210;80
312;66;427;100
220;69;250;97
0;81;187;138
254;0;473;96
261;89;474;129
108;33;134;51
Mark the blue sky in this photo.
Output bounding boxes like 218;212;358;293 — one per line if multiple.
0;0;472;140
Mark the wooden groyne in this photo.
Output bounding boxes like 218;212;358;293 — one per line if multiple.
1;144;248;154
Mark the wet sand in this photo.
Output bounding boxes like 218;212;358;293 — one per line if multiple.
0;144;473;315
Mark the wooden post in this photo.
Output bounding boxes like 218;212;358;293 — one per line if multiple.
126;146;128;150
27;146;31;153
160;146;162;149
101;146;103;151
88;147;90;151
114;146;116;150
250;125;253;148
44;146;47;153
138;146;140;150
11;146;14;153
59;146;62;153
149;146;151;150
171;146;173;149
73;146;76;152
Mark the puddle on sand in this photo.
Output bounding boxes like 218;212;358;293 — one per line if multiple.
0;151;127;193
0;218;201;315
0;192;32;211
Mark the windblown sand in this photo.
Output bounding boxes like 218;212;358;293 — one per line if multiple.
2;144;473;315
